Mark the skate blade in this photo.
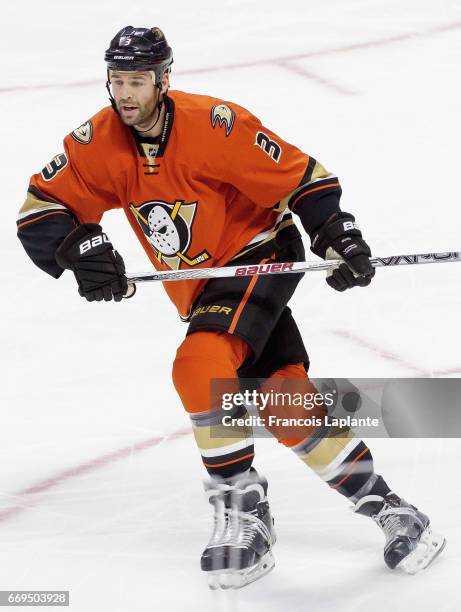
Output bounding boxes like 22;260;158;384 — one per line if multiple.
398;527;446;575
207;550;275;590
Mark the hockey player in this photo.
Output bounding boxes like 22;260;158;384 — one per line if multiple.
17;26;445;589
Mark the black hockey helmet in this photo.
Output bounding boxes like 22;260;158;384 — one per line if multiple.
104;26;173;87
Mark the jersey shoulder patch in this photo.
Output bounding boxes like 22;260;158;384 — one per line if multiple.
210;104;235;137
71;120;93;145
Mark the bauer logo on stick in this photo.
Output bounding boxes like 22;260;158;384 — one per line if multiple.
234;262;294;276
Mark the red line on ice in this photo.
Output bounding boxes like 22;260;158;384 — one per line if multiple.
0;427;191;524
429;366;461;376
331;329;428;376
332;330;461;377
1;20;460;94
276;61;358;95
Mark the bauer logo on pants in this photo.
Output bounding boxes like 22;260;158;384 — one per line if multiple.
129;199;211;271
191;304;233;319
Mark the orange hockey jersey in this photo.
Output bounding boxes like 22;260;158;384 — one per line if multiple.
17;90;340;318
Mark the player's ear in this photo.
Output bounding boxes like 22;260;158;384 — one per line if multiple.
161;70;170;94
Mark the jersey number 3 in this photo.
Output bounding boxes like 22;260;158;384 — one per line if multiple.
41;153;68;181
255;131;282;163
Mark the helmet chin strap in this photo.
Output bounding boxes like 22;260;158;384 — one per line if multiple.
106;75;118;113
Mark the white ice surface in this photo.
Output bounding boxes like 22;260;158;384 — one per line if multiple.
0;1;460;610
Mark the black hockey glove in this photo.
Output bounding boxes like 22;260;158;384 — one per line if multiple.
55;223;129;302
310;212;375;292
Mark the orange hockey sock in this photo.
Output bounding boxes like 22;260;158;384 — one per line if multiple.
172;330;255;479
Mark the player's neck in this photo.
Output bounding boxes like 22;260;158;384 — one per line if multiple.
134;103;166;139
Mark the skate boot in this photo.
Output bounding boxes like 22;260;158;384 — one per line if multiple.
201;470;276;589
354;492;446;574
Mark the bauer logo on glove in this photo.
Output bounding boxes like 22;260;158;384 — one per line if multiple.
79;233;111;255
343;220;360;232
56;223;129;302
310;212;375;292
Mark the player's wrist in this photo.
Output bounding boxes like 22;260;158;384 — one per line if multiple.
310;211;375;291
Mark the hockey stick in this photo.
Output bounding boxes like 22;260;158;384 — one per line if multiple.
126;251;461;284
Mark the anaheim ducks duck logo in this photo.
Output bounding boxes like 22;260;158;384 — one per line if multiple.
211;104;235;137
71;120;93;145
130;199;211;270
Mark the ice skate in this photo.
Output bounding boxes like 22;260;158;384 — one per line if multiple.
354;492;446;574
201;470;276;590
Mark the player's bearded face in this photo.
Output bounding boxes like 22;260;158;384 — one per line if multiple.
110;71;159;128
